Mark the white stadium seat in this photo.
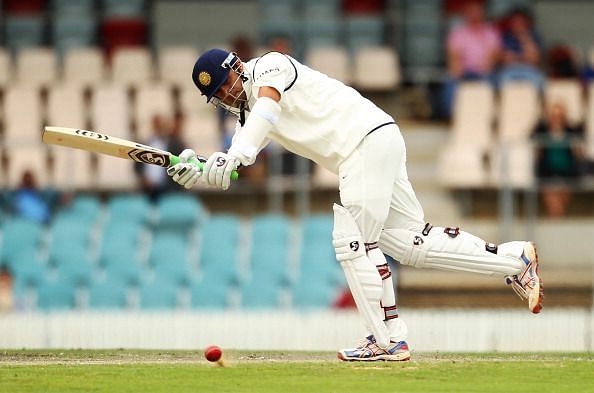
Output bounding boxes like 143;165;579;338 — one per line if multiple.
111;47;153;87
490;143;534;189
0;48;12;88
134;83;175;141
90;84;131;139
158;46;199;87
353;46;400;91
305;46;352;85
96;154;138;190
15;47;58;88
438;144;487;188
5;146;50;188
49;145;93;190
3;85;42;146
63;47;105;87
179;86;213;118
184;113;221;156
47;84;86;129
451;82;495;150
545;79;584;127
498;82;541;143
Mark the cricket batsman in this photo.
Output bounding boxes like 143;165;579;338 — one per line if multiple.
167;49;543;361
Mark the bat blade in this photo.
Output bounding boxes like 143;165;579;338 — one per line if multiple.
42;126;174;167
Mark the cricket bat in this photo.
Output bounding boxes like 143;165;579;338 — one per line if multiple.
42;126;239;180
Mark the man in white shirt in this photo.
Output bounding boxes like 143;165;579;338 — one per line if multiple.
168;49;543;361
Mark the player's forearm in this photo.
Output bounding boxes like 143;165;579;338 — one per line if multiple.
228;96;280;165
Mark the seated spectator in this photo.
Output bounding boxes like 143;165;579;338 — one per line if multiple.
442;0;501;117
12;170;50;224
582;48;594;84
0;267;14;313
547;45;580;78
498;8;545;91
532;102;584;217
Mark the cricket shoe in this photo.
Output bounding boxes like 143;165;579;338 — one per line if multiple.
504;242;543;314
337;335;411;362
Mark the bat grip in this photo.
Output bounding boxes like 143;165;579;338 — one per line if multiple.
169;155;239;181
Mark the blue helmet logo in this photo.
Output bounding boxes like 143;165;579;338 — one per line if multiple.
192;48;232;102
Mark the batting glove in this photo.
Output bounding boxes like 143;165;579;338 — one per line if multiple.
202;151;239;190
167;148;203;189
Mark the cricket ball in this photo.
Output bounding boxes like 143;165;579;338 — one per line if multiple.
204;345;222;362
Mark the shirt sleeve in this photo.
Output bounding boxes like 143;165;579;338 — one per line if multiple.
250;52;295;99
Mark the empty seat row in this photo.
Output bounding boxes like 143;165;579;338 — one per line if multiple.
0;46;199;89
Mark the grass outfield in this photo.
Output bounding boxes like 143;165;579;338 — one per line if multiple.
0;350;593;392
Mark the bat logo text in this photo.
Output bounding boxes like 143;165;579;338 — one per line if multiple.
128;149;170;167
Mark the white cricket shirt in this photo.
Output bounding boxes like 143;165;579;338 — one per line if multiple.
241;52;395;173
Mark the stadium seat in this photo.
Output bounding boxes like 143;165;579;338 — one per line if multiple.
111;47;153;88
52;16;97;57
153;260;192;287
155;193;205;228
545;79;584;127
184;113;222;156
490;143;535;189
106;193;152;224
90;84;131;139
199;215;241;285
451;82;495;149
158;46;200;87
15;48;58;88
65;194;103;223
498;82;541;143
303;17;342;48
88;279;128;309
49;213;94;248
46;84;86;129
353;47;400;91
52;0;95;16
55;255;94;287
3;86;42;146
240;279;282;309
178;86;215;118
4;147;50;188
103;254;144;287
301;214;333;244
101;19;148;57
37;278;76;310
305;46;351;85
8;252;46;287
4;16;45;53
102;0;146;18
249;215;291;285
134;83;175;141
139;279;178;309
303;0;340;19
292;276;337;309
190;278;230;309
149;231;189;266
49;145;94;190
437;144;487;188
96;155;138;190
63;47;105;87
0;48;11;88
0;218;44;263
259;0;299;21
345;16;385;51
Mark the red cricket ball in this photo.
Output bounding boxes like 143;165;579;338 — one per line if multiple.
204;345;222;362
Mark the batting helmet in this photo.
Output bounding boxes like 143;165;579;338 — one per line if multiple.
192;48;238;102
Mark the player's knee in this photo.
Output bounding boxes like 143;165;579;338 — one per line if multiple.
379;227;428;268
332;204;366;262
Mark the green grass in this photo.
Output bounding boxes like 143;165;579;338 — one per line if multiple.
0;350;593;393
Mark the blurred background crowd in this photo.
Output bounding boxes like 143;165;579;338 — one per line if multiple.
0;0;592;320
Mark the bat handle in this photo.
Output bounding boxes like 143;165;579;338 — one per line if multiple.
169;155;240;181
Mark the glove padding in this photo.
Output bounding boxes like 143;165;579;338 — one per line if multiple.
167;148;203;189
202;152;239;190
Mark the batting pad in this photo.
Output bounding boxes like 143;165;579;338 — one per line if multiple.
333;204;390;349
379;227;524;276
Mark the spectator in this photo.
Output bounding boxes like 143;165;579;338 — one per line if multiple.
0;267;14;313
547;45;580;78
581;47;594;84
136;114;172;200
442;0;501;117
168;112;187;157
267;34;294;56
498;8;545;91
12;170;50;223
532;102;583;217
